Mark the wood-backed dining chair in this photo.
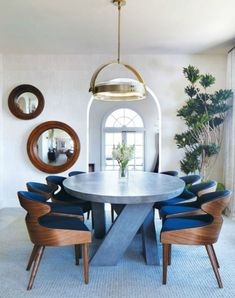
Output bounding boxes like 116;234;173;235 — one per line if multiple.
160;171;178;176
46;175;92;220
159;181;218;219
68;171;86;177
160;190;231;288
180;174;201;186
17;191;92;290
27;181;91;218
155;180;217;210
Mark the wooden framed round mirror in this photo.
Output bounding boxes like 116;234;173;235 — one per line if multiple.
27;121;80;173
8;84;44;120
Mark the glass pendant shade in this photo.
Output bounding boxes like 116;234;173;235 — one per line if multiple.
89;0;146;101
89;61;147;101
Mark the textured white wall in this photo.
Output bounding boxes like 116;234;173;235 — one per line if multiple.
0;54;227;207
0;55;3;208
89;95;160;172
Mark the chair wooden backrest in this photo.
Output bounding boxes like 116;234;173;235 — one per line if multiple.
161;190;231;245
189;181;217;197
18;191;52;244
199;190;231;243
26;182;56;200
18;191;91;247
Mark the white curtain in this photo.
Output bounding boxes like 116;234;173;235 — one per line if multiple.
224;48;235;219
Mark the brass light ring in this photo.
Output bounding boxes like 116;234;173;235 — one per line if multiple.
89;61;145;93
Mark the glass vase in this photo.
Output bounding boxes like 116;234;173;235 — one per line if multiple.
119;166;128;180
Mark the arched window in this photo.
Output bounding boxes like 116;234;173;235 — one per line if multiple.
103;108;145;171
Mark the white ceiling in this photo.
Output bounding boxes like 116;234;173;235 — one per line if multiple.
0;0;235;55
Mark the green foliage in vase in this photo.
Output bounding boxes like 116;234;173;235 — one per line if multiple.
175;65;233;179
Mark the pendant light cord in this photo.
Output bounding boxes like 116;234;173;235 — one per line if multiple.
117;2;121;63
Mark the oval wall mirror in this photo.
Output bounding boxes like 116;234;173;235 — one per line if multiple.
27;121;80;173
8;84;44;120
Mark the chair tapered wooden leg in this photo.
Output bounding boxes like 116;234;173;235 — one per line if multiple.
91;212;94;229
205;245;223;288
27;246;45;290
162;244;169;285
211;244;220;268
26;245;39;271
83;243;89;284
75;245;81;265
111;206;115;223
158;210;162;219
168;244;172;266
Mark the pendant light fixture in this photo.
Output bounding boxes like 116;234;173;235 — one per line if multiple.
89;0;147;101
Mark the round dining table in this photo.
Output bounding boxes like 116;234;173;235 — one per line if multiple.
63;171;185;266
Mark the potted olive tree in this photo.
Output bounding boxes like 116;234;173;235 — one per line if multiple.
175;65;233;180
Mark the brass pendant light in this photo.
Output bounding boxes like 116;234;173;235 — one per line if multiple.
89;0;147;101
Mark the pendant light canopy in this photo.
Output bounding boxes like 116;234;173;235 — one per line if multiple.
89;0;147;101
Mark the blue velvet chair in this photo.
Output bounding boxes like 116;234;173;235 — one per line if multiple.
17;191;91;290
46;174;92;220
160;171;178;176
46;175;66;189
22;191;84;219
155;180;217;210
160;190;231;288
180;174;201;186
159;181;217;218
68;171;86;177
26;182;91;216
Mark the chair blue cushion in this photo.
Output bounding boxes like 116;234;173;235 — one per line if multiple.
18;191;48;202
54;190;91;213
46;202;84;217
54;190;78;202
180;175;201;185
27;182;54;194
160;171;178;177
39;215;89;231
68;171;86;177
154;189;195;209
162;214;213;232
198;190;231;205
160;205;199;218
189;181;216;195
46;175;66;187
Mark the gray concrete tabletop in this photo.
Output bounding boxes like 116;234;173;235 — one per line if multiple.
63;171;185;204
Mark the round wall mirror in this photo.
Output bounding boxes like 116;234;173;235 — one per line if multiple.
8;84;44;119
27;121;80;173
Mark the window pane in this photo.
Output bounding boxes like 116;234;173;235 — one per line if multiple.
105;133;113;145
113;133;122;145
135;166;144;171
112;108;124;120
135;146;143;158
105;165;114;171
105;146;113;159
133;115;144;127
135;133;144;145
105;115;115;127
126;119;135;127
105;159;113;166
135;158;144;166
124;109;137;119
126;133;135;145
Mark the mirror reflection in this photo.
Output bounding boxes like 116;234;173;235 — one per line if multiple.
37;129;74;166
15;92;39;114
